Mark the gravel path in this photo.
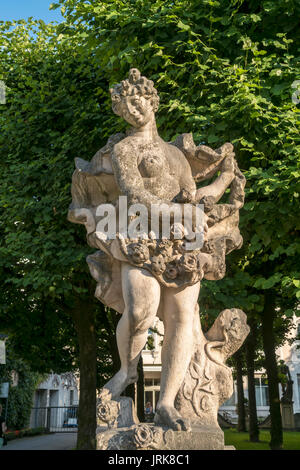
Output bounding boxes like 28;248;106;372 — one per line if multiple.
1;432;77;451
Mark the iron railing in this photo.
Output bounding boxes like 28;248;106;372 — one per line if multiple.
31;406;78;433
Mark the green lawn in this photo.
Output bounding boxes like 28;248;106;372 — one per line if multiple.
224;428;300;450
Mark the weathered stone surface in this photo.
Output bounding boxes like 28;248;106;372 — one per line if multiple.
96;390;139;429
117;397;140;428
176;307;250;428
68;68;250;441
96;423;225;450
281;403;295;430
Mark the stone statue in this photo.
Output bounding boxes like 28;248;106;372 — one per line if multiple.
68;68;250;449
280;364;293;404
279;364;295;430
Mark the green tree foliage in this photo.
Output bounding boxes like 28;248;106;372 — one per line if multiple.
49;0;300;305
0;342;45;430
0;18;116;375
0;19;120;449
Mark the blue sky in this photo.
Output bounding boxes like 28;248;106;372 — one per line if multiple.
0;0;64;23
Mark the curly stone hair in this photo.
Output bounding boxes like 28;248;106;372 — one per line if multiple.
110;68;160;115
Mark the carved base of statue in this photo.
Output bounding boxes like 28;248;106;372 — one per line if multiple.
97;424;230;450
280;402;295;430
175;307;249;429
96;395;229;450
96;308;249;450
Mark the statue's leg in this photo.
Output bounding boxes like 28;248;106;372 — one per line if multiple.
155;281;200;431
103;262;161;399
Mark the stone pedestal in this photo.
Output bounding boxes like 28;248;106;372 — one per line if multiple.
96;423;231;450
281;402;295;430
96;395;235;450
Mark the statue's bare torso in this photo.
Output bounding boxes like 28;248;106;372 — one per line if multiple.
112;135;196;207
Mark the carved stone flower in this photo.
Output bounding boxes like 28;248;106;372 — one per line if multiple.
180;253;199;273
133;424;154;449
202;240;214;254
157;239;173;259
198;195;215;213
151;255;166;275
127;242;150;265
165;263;178;280
96;398;119;429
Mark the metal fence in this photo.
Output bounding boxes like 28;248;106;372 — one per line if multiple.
31;406;78;433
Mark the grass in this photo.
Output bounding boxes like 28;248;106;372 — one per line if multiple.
224;428;300;450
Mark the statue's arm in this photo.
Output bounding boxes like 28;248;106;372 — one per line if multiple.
178;158;198;199
195;153;236;204
171;135;241;206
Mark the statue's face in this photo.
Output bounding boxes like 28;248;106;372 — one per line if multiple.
115;94;154;128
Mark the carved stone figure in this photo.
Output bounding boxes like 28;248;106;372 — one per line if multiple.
68;68;250;446
280;364;293;404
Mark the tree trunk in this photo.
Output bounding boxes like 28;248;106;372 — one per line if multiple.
137;355;145;422
262;290;283;450
72;299;97;450
100;309;145;421
234;349;247;432
245;318;260;442
107;309;121;374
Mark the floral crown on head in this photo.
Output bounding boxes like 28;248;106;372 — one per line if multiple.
110;68;160;114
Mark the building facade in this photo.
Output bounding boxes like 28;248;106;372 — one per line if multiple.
30;372;79;430
142;318;164;414
141;316;300;423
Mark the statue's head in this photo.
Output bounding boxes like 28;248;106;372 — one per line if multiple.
109;68;160;128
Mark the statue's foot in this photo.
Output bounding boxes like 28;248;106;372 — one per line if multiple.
101;370;138;400
154;405;191;431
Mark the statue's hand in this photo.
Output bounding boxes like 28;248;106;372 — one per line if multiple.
220;153;235;174
180;205;208;250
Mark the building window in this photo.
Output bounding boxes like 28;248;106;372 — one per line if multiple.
297;375;300;407
145;379;160;387
144;378;160;412
255;377;269;406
